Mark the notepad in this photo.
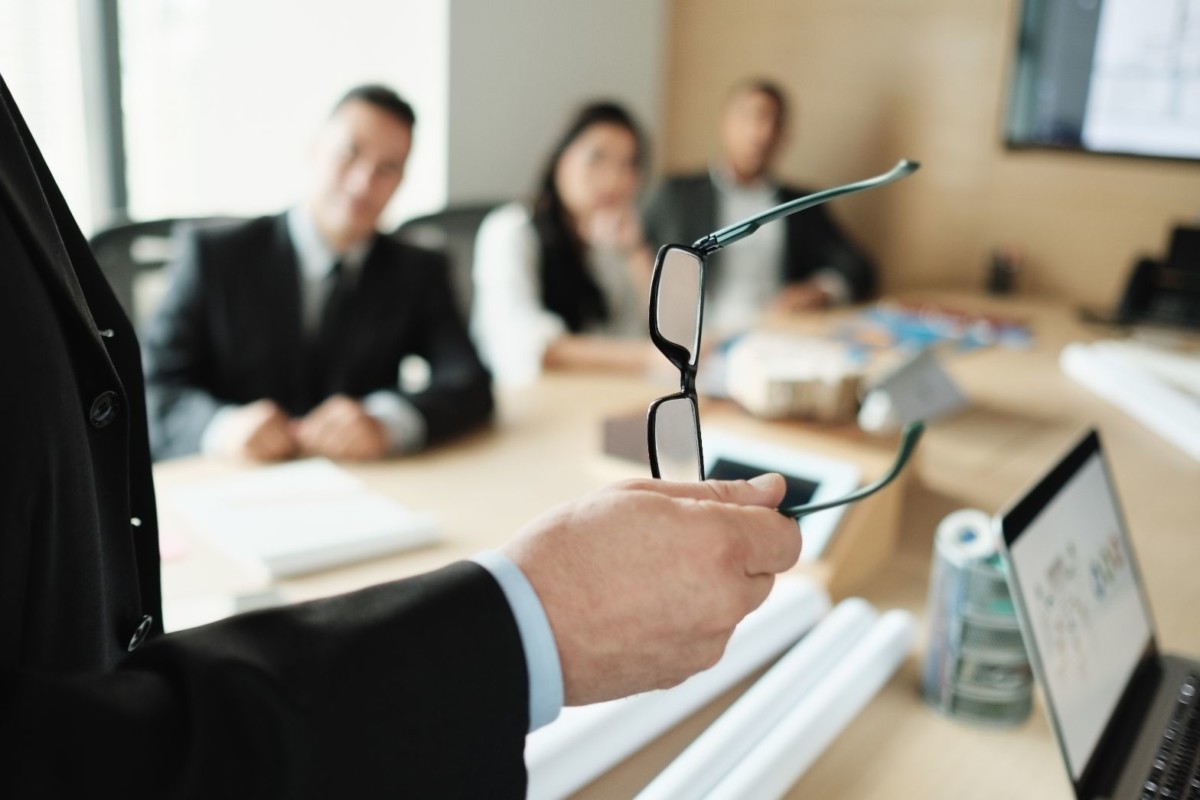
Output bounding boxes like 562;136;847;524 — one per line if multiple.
163;458;440;578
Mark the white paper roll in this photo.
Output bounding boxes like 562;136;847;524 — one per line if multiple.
1061;341;1200;463
524;576;831;800
702;609;916;800
935;508;996;565
637;598;879;800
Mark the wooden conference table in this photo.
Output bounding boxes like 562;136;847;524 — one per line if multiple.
155;292;1200;799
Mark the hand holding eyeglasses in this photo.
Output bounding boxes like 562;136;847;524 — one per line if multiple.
501;474;801;705
646;159;924;517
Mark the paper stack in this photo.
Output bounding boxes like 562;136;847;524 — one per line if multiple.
724;332;864;422
163;458;440;579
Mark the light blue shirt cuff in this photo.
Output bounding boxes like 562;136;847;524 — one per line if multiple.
471;550;564;732
199;404;238;456
362;390;427;455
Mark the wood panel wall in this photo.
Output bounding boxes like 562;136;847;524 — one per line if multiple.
659;0;1200;306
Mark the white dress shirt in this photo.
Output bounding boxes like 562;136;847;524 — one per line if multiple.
470;202;646;387
705;168;788;338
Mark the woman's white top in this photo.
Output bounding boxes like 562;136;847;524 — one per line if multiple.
470;202;645;387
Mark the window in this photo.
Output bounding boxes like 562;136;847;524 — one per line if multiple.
118;0;449;226
0;0;95;233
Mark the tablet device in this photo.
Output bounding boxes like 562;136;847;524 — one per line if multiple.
702;431;861;560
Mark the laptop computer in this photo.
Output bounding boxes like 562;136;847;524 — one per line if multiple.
996;429;1200;799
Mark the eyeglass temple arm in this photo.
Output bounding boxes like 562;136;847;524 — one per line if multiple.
780;421;925;519
692;159;921;256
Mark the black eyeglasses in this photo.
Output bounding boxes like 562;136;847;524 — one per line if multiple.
646;159;924;518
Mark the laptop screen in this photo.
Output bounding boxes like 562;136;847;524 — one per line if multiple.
1001;432;1154;781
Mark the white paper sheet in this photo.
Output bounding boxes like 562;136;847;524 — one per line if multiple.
637;598;879;800
701;609;915;800
163;458;440;578
524;576;830;800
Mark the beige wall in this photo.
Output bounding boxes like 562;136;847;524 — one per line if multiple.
448;0;666;204
660;0;1200;306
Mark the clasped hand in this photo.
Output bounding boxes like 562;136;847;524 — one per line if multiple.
217;395;388;461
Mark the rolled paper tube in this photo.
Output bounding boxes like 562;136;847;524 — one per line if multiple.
524;576;831;800
703;609;916;800
638;597;879;800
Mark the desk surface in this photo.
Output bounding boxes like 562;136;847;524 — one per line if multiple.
155;292;1200;799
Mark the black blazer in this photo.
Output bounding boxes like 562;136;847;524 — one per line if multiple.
642;172;877;301
142;214;493;460
0;75;527;797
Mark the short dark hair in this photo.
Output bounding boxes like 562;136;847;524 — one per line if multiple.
727;78;788;128
331;84;416;128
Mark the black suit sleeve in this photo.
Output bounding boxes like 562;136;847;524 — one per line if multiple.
141;228;225;459
4;562;530;798
785;201;877;301
391;250;494;446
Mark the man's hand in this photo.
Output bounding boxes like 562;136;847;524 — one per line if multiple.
294;394;389;461
213;399;298;461
771;281;832;313
501;474;801;706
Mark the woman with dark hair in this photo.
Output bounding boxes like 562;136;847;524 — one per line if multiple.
471;101;656;386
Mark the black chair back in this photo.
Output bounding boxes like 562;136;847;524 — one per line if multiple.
89;216;241;328
394;202;502;318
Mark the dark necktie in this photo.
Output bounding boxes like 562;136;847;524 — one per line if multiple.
318;259;350;345
305;259;352;406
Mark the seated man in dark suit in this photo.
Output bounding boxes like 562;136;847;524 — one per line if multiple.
643;78;876;338
143;84;492;462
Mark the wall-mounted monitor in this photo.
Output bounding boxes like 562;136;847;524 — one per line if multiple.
1004;0;1200;162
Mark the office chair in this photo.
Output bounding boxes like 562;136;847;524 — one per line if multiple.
393;202;503;318
89;216;242;328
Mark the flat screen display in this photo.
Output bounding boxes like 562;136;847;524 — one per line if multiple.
1005;0;1200;161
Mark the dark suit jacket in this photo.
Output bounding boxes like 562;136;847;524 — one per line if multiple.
142;214;493;460
642;172;877;301
0;76;527;797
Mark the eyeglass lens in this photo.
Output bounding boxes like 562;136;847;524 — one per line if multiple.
651;396;702;481
654;248;703;365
